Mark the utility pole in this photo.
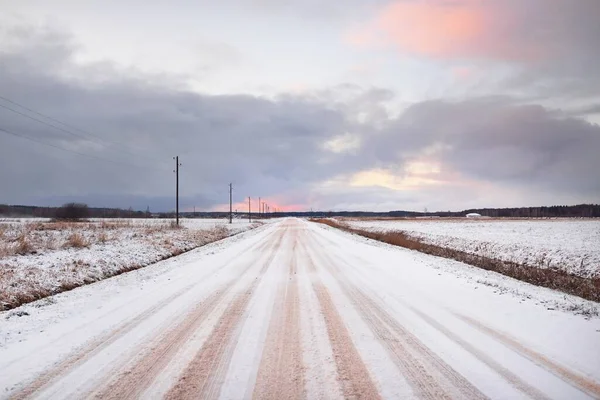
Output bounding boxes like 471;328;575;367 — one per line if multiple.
258;197;261;219
173;156;181;226
248;197;251;222
229;183;233;224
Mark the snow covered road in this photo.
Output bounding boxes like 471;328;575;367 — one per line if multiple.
1;218;599;399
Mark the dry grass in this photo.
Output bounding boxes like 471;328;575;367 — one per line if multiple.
0;220;173;258
63;232;89;249
311;219;600;303
15;235;35;255
98;232;109;243
0;222;248;311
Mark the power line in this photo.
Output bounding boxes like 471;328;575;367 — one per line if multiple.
0;103;95;143
0;94;110;142
0;126;162;170
0;94;168;165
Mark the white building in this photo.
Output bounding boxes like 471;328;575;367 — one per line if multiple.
466;213;482;218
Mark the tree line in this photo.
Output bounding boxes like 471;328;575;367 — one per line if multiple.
0;203;598;219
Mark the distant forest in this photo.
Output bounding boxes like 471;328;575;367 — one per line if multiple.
1;203;598;218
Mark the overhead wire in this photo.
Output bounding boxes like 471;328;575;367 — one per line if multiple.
0;94;171;167
0;126;167;171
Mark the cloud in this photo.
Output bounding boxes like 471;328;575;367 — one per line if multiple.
367;98;600;195
353;0;600;62
1;23;598;212
0;24;380;211
349;0;600;98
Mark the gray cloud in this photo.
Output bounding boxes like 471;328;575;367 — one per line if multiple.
0;25;358;210
483;0;600;98
370;98;600;194
1;24;598;211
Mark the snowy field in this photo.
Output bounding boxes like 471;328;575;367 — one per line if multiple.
0;219;598;399
343;219;600;279
0;218;260;310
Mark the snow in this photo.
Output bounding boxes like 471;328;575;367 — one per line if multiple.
0;219;598;399
343;219;600;278
0;218;261;310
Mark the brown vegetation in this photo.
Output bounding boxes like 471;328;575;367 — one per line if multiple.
310;219;600;303
0;221;253;311
64;232;89;249
15;235;35;255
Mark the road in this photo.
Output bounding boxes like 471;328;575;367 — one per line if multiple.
1;219;599;399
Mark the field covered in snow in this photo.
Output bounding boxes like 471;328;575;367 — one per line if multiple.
0;218;260;310
343;219;600;279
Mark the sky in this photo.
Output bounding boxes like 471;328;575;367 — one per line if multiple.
0;0;599;212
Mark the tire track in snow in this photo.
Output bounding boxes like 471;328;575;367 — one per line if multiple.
252;227;305;400
456;313;600;399
163;224;288;400
406;307;551;400
307;225;555;399
302;240;382;400
9;227;280;400
305;232;486;400
93;228;285;400
295;232;344;400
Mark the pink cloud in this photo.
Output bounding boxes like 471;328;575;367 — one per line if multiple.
212;198;304;213
351;0;549;62
452;66;476;80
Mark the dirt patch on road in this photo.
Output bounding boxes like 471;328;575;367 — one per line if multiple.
304;244;382;400
252;244;305;399
307;235;486;400
95;230;282;399
164;226;286;400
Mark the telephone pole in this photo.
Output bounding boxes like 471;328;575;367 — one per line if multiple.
258;197;261;218
229;183;233;224
173;156;181;226
248;197;251;222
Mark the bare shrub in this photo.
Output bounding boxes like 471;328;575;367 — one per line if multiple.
55;203;90;221
98;232;109;243
64;232;89;249
16;235;34;255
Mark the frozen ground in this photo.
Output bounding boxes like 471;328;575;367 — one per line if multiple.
0;219;599;399
0;218;260;310
344;219;600;279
